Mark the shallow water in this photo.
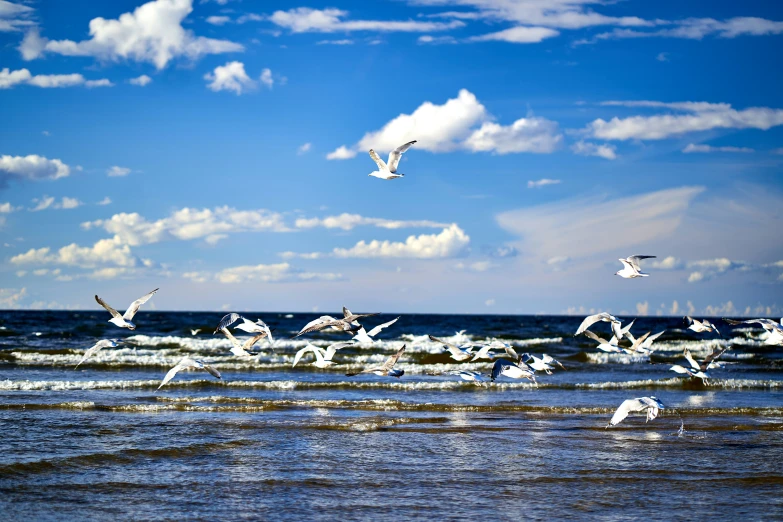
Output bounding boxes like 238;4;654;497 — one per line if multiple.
1;311;782;520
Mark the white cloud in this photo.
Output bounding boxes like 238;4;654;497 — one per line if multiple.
0;155;70;187
11;236;141;273
0;201;16;213
269;7;464;33
259;68;274;89
0;287;27;308
295;213;449;231
417;35;457;45
204;61;253;94
27;0;244;69
527;178;561;188
656;52;669;62
129;74;152;86
636;301;649;316
29;196;54;212
297;142;311;155
0;0;34;33
586;100;783;141
586;17;783;44
467;26;559;43
463;116;562;154
0;68;113;89
331;224;469;259
107;165;131;177
682;143;754;153
485;298;495;306
59;197;82;209
184;262;343;284
18;27;46;59
29;196;83;211
326;145;357;160
316;39;354;45
97;197;112;206
571;140;617;159
82;206;290;246
85;79;114;88
497;186;705;259
649;256;684;270
206;15;231;25
771;148;783;155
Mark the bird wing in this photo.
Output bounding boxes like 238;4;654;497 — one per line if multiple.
123;288;159;321
342;306;353;319
293;345;320;367
214;313;241;334
504;345;520;361
628;331;651;352
324;341;354;360
242;334;266;353
609;399;640;426
95;295;122;320
368;149;387;171
583;330;608;345
627;255;656;271
611;321;624;341
702;345;728;371
490;359;512;381
575;313;614;335
619;319;635;339
683;348;700;370
218;327;249;356
75;340;112;368
387;140;416;173
381;345;406;371
428;334;460;352
198;361;222;380
367;316;400;337
352;327;373;344
294;316;337;337
344;312;381;322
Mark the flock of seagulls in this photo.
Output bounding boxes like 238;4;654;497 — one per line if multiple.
74;146;779;428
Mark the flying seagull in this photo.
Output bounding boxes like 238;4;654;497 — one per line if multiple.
519;353;561;374
218;327;266;357
190;329;201;336
625;330;666;354
292;341;354;369
583;330;651;354
294;307;380;338
346;345;406;378
683;316;720;337
368;140;416;180
75;339;123;368
428;334;474;362
157;357;221;390
490;359;536;383
95;288;159;330
575;312;623;339
353;316;400;343
607;396;665;427
214;313;274;344
615;255;656;278
670;346;727;382
725;318;783;345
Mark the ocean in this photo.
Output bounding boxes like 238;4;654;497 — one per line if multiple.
1;310;781;520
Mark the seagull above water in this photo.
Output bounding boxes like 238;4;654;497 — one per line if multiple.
95;288;159;330
293;307;380;338
490;359;536;383
725;318;783;345
607;396;664;427
575;312;623;339
615;255;656;278
368;140;416;180
353;316;400;344
625;330;666;354
670;346;727;383
214;313;274;344
469;344;496;362
75;339;123;368
190;329;201;336
520;353;558;374
683;316;720;337
218;327;266;357
428;334;474;362
292;341;354;369
447;370;487;385
583;330;651;354
346;345;406;378
157;357;221;390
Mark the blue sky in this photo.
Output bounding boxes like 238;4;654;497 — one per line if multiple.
1;0;782;315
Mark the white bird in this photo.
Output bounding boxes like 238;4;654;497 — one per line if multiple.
540;353;565;370
293;307;379;338
575;312;623;339
214;313;274;344
218;327;266;357
725;318;783;345
670;346;727;382
684;316;720;336
95;288;159;330
367;140;416;180
428;334;473;362
607;396;665;427
490;359;536;383
625;330;666;354
583;330;651;354
346;345;405;378
469;344;496;362
615;255;656;278
157;357;221;390
448;370;487;385
520;353;557;374
75;339;123;368
292;341;354;368
190;329;201;336
352;316;400;343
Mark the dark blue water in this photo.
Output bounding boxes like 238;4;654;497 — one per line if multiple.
1;311;781;520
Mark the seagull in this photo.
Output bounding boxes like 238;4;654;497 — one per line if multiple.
683;316;720;337
218;327;266;357
293;307;380;338
292;341;354;368
214;313;274;344
95;288;159;330
469;343;496;362
490;359;536;383
346;345;405;378
615;255;656;278
583;330;651;354
725;318;783;345
520;353;557;374
626;330;666;354
575;312;623;339
353;316;400;343
75;339;123;368
428;334;473;362
670;346;727;382
447;370;487;385
607;397;664;427
157;357;221;390
190;329;201;336
540;353;565;370
367;140;416;180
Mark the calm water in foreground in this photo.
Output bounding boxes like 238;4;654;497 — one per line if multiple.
1;311;781;520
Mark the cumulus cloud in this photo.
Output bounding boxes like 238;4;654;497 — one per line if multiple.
97;197;112;206
467;26;559;43
295;213;449;231
107;166;131;177
129;74;152;86
82;206;290;246
327;89;561;158
585;100;783;141
0;67;112;89
0;154;70;187
23;0;244;69
527;178;561;188
571;140;617;159
204;61;277;94
682;143;754;153
184;262;343;284
269;7;464;33
332;224;469;259
0;287;27;308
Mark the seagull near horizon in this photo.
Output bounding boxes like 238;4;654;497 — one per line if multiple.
157;357;221;390
346;345;406;378
218;327;266;357
575;312;625;340
428;334;474;362
607;396;665;427
214;313;274;344
725;317;783;345
368;140;416;180
292;341;354;369
75;339;123;368
683;316;720;337
615;255;656;278
670;346;727;383
294;307;380;338
95;288;159;330
352;316;400;344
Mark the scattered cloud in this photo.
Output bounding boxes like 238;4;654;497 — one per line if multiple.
184;262;343;284
206;15;231;26
295;213;449;231
0;67;112;89
269;7;465;33
417;35;457;45
0;154;70;188
326;145;357;160
467;26;559;44
571;140;617;159
29;196;83;211
771;148;783;155
316;39;354;45
297;142;312;155
0;287;27;309
129;74;152;86
584;17;783;45
656;52;669;62
204;61;277;94
22;0;244;69
682;143;754;153
107;165;131;177
97;197;112;206
333;224;469;259
527;178;561;188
